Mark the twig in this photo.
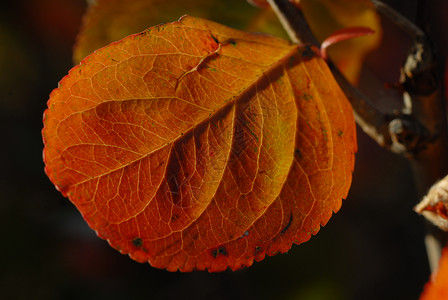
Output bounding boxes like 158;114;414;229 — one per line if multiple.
368;1;448;199
371;0;425;39
267;0;394;150
267;0;446;158
362;2;448;183
375;0;448;270
266;0;317;46
329;63;391;148
425;234;443;273
396;0;448;272
267;0;448;272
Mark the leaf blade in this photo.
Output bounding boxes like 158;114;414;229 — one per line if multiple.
43;16;356;272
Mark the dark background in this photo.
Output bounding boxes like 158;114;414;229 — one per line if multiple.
1;0;439;299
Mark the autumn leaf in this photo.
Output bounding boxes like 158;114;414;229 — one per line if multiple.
43;16;356;272
420;247;448;299
73;0;286;64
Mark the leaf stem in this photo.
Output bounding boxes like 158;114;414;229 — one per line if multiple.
267;0;392;149
268;0;448;272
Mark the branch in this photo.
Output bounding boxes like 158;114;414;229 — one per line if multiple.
267;0;448;272
370;0;425;39
267;0;393;149
360;1;448;193
267;0;445;156
368;1;448;189
371;2;445;168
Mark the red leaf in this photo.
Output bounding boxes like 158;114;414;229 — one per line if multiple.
42;16;356;272
420;247;448;300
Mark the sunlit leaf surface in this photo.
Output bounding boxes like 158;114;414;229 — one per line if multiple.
43;16;356;272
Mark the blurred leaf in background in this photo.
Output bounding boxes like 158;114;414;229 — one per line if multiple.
300;0;382;84
73;0;287;64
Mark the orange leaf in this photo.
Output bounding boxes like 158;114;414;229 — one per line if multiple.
420;247;448;299
42;16;356;272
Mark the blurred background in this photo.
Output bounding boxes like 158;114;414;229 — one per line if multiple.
2;0;445;299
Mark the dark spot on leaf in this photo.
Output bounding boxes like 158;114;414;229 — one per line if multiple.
302;93;312;101
322;128;328;142
254;246;262;255
171;214;179;221
132;238;143;248
211;246;228;258
156;24;166;32
211;34;219;44
288;56;295;68
281;213;293;234
294;148;302;158
229;40;237;47
139;28;152;36
338;130;344;137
